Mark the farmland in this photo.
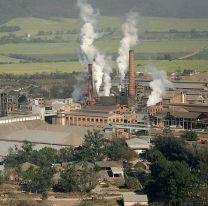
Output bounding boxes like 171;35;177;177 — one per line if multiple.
0;60;207;75
0;16;207;74
0;39;207;56
3;16;208;36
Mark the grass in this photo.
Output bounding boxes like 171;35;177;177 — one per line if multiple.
1;16;208;37
0;43;76;55
0;61;80;74
0;39;207;56
142;17;208;32
0;60;207;74
136;60;208;73
0;55;20;63
0;16;207;74
96;39;208;54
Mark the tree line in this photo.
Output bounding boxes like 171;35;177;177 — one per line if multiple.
4;130;138;199
145;128;208;205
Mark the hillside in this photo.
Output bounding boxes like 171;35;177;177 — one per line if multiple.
0;16;207;74
0;0;208;23
2;16;208;36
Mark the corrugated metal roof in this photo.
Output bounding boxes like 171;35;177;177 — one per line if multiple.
123;194;148;202
167;112;201;119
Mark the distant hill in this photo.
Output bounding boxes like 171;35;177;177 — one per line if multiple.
0;0;208;23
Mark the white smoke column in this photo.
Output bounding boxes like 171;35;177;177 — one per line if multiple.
93;53;105;94
77;0;112;95
147;67;174;107
93;54;112;96
103;57;112;96
117;12;139;80
77;0;98;63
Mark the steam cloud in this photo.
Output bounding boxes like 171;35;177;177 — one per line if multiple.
147;67;174;107
77;0;112;96
72;74;86;101
117;12;139;80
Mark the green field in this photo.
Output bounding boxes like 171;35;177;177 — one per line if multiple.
2;16;208;37
0;39;207;55
0;55;20;63
0;61;80;74
0;60;207;74
0;16;207;74
136;60;208;72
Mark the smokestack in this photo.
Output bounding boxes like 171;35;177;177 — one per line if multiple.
88;64;94;105
129;50;136;98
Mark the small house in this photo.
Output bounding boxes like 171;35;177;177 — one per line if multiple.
95;161;124;178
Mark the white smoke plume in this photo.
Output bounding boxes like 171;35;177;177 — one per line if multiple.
72;73;87;101
147;67;174;107
117;12;139;80
77;0;98;63
93;53;105;94
103;57;112;96
77;0;112;96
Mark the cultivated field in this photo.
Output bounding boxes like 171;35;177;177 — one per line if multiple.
0;39;207;55
3;16;208;36
0;16;207;74
0;60;207;75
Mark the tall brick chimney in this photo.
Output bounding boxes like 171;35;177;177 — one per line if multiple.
129;50;136;98
88;64;94;105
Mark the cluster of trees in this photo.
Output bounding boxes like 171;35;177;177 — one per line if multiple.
182;130;198;141
0;25;20;32
0;72;80;80
0;199;51;206
37;27;117;37
145;129;208;205
157;54;172;61
37;29;79;36
5;130;138;198
0;34;58;45
0;72;81;99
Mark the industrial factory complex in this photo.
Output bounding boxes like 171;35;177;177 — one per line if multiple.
0;49;207;151
0;1;207;205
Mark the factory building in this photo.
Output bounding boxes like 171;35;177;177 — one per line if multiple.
0;90;8;117
56;50;138;127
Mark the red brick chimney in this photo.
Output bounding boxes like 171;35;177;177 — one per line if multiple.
129;50;136;98
88;64;94;105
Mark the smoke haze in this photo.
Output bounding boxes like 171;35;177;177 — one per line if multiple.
117;12;139;80
147;67;174;107
77;0;112;96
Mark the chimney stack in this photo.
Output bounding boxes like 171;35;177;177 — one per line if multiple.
88;64;94;105
129;50;136;98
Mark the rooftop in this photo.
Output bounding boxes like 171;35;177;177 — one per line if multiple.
123;194;148;203
0;120;93;156
126;138;150;147
96;161;123;168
